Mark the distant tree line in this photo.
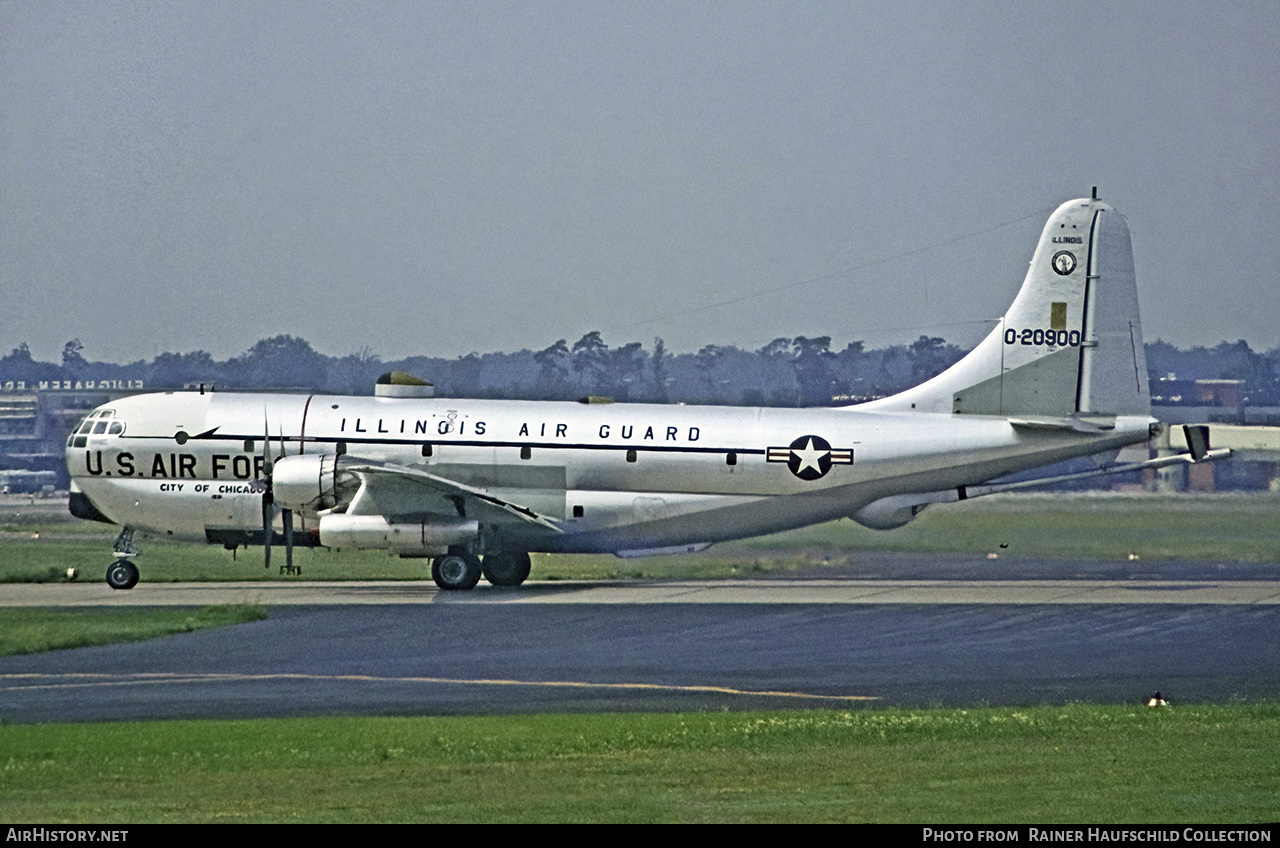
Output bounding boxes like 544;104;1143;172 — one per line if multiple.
1144;339;1280;406
4;333;1280;407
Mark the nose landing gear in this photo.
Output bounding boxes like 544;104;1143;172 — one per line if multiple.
105;527;140;590
106;559;139;590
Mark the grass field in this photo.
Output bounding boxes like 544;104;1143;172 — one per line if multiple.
0;605;267;656
3;493;1276;585
1;705;1276;823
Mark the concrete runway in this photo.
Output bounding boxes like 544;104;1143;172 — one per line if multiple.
3;563;1280;722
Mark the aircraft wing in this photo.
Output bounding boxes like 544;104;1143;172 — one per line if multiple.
340;461;564;533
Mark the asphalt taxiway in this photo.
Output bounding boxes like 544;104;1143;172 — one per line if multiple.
4;576;1280;607
3;557;1279;722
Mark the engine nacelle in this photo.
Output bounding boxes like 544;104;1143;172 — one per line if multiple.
271;454;359;516
318;514;478;554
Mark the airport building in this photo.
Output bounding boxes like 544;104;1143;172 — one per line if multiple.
1149;376;1280;491
1151;375;1280;427
0;381;148;488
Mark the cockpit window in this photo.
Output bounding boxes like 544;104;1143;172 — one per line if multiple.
67;409;123;448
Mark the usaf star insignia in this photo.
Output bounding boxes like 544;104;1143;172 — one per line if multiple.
767;435;853;480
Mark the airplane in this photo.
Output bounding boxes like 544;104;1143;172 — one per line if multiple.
66;192;1229;590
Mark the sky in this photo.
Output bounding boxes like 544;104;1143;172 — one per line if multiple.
3;1;1278;364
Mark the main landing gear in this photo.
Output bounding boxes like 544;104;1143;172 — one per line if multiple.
431;548;481;590
105;527;140;590
481;551;532;587
431;548;531;591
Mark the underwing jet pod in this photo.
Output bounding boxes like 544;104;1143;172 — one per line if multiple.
67;195;1228;590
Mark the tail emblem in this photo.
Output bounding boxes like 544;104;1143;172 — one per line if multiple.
1051;251;1077;275
767;435;853;480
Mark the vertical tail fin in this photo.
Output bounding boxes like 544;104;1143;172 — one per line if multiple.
862;195;1149;419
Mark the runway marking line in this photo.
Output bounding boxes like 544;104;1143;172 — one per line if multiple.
0;672;878;702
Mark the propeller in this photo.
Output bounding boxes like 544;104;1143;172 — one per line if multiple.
260;414;295;571
261;416;273;569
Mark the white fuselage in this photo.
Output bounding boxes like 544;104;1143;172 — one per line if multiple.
68;390;1153;554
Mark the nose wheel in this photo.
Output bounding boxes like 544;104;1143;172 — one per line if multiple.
106;559;139;590
104;526;141;590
